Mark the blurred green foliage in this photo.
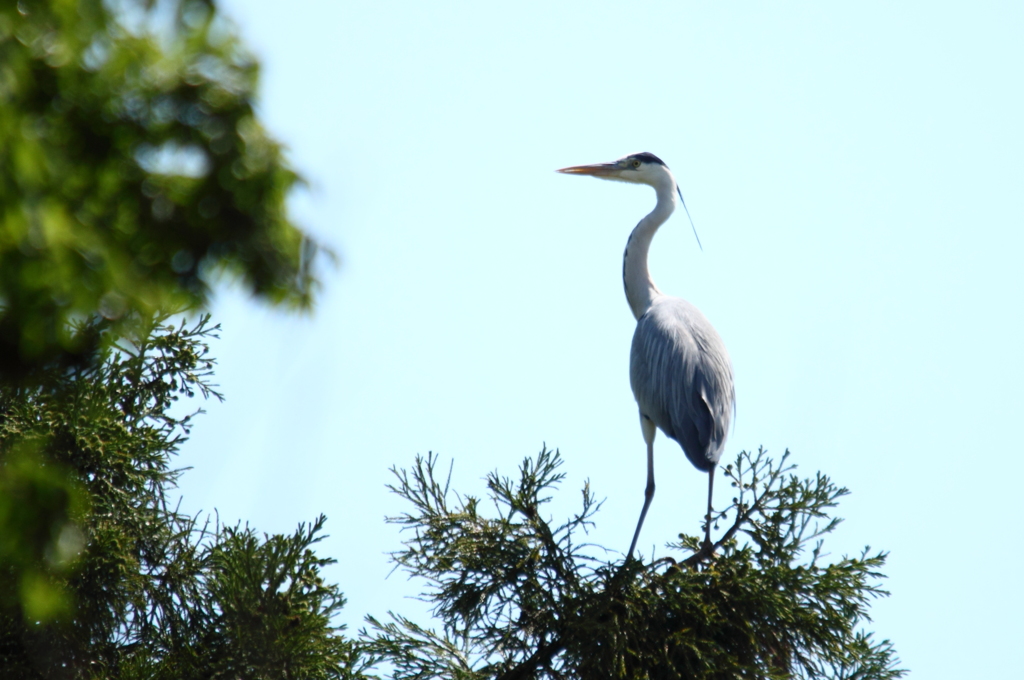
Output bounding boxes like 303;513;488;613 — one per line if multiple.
367;448;906;679
0;315;367;679
0;442;87;623
0;0;321;375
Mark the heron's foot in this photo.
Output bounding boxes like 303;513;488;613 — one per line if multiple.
701;527;714;550
693;535;717;562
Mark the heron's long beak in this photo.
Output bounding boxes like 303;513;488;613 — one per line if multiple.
556;162;620;177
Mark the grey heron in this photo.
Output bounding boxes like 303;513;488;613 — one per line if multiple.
558;152;735;559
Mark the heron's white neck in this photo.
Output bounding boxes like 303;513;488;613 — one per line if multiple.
623;173;678;319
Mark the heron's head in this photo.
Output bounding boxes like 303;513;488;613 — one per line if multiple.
558;152;702;249
557;152;674;188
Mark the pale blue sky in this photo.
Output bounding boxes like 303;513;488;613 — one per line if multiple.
174;2;1023;676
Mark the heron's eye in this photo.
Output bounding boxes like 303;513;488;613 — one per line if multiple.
631;159;641;168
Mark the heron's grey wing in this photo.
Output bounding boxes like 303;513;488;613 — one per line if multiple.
629;297;735;471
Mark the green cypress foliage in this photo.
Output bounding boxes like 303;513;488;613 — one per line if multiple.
0;316;366;679
367;448;905;679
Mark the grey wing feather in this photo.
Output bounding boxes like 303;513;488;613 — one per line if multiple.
630;296;735;471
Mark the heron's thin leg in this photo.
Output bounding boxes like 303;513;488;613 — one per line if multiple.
627;438;655;559
704;469;714;548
